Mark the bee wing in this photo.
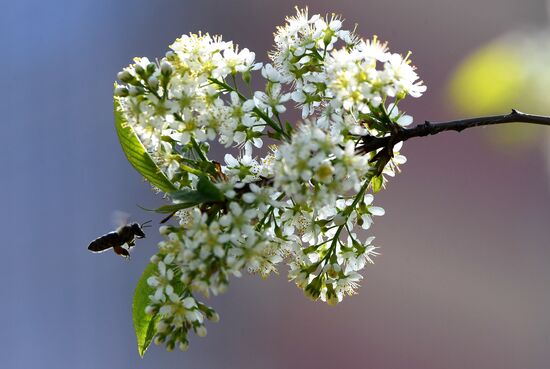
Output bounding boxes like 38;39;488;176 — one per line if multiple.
111;210;130;228
88;232;122;253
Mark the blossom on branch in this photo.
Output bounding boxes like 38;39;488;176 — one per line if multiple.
114;7;426;351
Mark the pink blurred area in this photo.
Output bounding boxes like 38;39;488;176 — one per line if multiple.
2;0;549;368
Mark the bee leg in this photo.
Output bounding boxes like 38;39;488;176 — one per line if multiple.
113;245;130;259
126;240;137;253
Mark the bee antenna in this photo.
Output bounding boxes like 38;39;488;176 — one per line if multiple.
141;220;153;228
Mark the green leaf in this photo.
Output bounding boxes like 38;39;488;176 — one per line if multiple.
133;262;158;357
196;175;224;201
153;176;224;213
154;202;203;213
168;176;223;204
114;96;177;193
170;189;209;204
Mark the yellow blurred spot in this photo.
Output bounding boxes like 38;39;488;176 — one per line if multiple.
448;44;524;115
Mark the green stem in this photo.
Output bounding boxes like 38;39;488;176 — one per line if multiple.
255;193;286;230
190;137;208;163
316;174;373;267
231;74;239;91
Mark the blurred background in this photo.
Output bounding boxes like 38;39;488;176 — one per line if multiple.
1;0;549;368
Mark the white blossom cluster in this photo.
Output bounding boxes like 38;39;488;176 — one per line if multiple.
144;197;283;350
114;7;425;351
115;33;264;187
324;39;426;117
274;123;367;209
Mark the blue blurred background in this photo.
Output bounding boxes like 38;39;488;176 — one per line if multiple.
2;0;550;368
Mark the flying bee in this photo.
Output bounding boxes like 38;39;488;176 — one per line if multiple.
88;220;152;259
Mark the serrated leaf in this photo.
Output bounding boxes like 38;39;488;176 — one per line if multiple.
114;96;177;193
133;262;158;357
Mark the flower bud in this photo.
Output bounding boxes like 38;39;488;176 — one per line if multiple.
148;76;159;90
179;341;189;352
160;61;173;77
128;86;143;96
156;319;168;333
146;62;157;74
159;225;169;236
195;325;207;337
114;86;129;97
150;254;160;263
117;70;134;83
134;64;145;76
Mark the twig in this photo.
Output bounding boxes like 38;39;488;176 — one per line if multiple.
357;109;550;154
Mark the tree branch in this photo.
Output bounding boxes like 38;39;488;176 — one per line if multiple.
357;109;550;154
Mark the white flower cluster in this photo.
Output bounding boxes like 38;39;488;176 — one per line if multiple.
271;121;388;304
274;123;367;208
114;7;426;351
145;254;218;351
324;39;426;117
270;8;357;119
115;33;264;186
144;190;289;349
269;8;425;127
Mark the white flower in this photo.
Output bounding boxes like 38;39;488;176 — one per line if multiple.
291;85;321;118
213;47;262;77
223;145;261;183
261;63;287;83
387;103;413;127
380;53;426;98
339;236;378;274
254;83;291;116
333;271;363;302
359;36;390;62
218;92;263;148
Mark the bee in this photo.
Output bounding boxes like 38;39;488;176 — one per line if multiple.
88;220;152;258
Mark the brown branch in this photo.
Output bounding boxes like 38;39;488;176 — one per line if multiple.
357;109;550;154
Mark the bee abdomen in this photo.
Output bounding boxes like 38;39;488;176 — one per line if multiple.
88;232;122;252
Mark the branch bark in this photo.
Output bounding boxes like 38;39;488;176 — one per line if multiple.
357;109;550;154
